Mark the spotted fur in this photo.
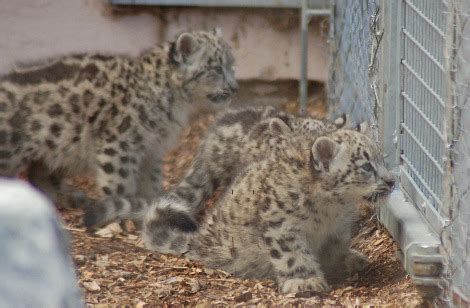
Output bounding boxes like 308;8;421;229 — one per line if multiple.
144;128;395;294
0;29;237;209
84;106;346;228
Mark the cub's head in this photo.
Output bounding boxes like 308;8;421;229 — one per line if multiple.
310;129;395;204
170;29;237;107
288;114;347;136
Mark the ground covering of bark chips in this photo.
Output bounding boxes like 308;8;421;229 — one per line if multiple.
59;97;426;306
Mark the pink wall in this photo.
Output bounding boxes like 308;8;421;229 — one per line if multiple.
0;0;328;82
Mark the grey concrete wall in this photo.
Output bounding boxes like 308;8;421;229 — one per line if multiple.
0;0;328;82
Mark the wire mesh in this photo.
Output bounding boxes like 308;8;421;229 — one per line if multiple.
399;0;448;214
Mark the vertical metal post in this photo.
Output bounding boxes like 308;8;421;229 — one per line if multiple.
300;0;309;115
380;0;402;169
299;1;332;115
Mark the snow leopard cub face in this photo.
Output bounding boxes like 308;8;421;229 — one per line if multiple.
170;29;238;107
312;129;396;203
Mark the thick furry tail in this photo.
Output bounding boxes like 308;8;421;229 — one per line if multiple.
143;196;197;254
82;196;149;229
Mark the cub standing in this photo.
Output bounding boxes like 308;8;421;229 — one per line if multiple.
0;29;237;209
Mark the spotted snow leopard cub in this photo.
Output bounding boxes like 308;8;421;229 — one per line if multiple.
144;126;395;293
0;29;237;209
84;106;346;228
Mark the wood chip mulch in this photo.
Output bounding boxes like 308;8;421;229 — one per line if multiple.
59;98;425;306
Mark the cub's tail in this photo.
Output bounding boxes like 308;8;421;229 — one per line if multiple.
82;196;149;229
143;196;197;254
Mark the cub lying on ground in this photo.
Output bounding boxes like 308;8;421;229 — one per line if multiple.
144;123;395;294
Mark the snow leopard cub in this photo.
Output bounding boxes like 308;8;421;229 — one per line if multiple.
0;29;237;209
144;125;395;293
84;106;346;228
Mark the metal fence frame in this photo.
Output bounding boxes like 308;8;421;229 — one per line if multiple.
399;0;452;236
381;0;451;237
377;0;449;299
374;0;470;302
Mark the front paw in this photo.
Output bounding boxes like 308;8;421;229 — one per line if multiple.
68;190;93;209
279;277;331;294
345;249;370;273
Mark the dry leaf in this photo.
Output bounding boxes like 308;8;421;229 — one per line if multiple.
83;281;101;292
373;239;384;246
95;222;123;238
95;255;109;268
186;279;201;293
234;292;252;303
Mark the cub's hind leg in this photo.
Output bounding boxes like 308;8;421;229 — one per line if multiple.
135;153;164;202
80;139;151;228
266;232;331;294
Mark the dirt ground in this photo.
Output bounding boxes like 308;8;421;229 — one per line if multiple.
59;97;425;306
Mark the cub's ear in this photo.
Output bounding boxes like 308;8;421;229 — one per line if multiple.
269;118;292;135
212;28;223;37
174;32;199;63
311;136;338;172
334;114;347;129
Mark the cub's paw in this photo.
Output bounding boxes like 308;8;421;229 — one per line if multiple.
345;249;370;273
67;190;94;209
279;277;331;294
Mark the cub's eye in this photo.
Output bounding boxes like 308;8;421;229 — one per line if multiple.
214;66;224;74
361;163;373;172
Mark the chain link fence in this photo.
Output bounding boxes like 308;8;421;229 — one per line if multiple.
328;0;378;126
329;0;470;303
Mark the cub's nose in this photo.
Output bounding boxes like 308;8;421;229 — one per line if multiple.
385;179;395;190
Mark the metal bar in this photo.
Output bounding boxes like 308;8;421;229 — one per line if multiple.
403;29;445;71
400;154;442;206
440;0;453;222
401;123;445;175
299;2;331;115
305;9;331;16
380;0;402;169
110;0;330;8
400;165;448;232
404;0;446;38
379;186;444;295
401;92;445;141
402;60;446;107
299;0;309;115
401;123;444;175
